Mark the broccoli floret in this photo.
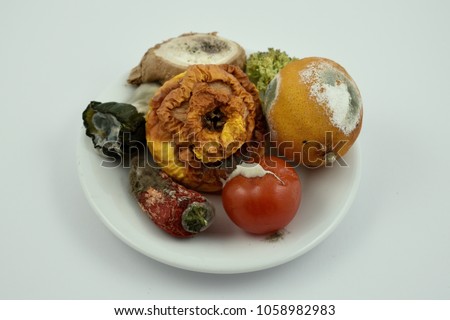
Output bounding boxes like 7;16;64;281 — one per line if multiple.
246;48;296;97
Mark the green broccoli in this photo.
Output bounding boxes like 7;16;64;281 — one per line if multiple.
246;48;296;97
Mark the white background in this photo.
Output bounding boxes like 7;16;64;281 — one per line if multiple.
1;0;449;299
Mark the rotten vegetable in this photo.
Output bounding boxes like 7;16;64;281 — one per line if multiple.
246;48;296;98
128;32;247;85
82;101;146;159
129;156;215;238
222;156;302;235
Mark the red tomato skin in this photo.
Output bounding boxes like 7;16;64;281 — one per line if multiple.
222;156;302;234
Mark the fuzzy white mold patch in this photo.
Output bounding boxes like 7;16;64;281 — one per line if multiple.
223;162;283;186
155;34;235;66
300;61;361;135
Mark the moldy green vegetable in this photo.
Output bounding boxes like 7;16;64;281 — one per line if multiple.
246;48;296;98
82;101;146;159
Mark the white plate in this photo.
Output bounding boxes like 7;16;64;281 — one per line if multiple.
77;74;362;274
